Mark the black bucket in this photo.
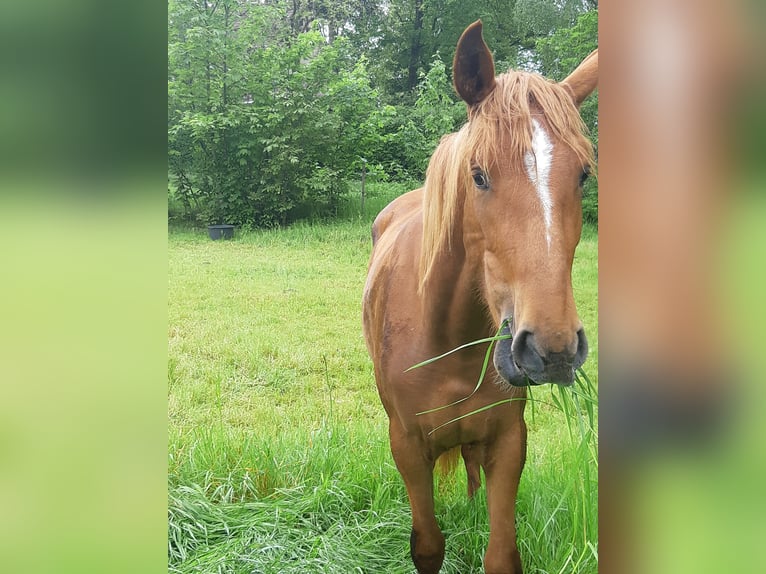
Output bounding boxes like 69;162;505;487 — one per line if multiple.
208;224;235;240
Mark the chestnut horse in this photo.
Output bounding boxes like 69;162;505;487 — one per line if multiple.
362;21;598;574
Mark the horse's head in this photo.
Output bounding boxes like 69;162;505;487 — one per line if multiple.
452;21;598;386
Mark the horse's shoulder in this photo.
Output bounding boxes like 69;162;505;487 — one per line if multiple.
371;188;423;246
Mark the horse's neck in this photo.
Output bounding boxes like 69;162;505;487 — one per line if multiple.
420;210;490;349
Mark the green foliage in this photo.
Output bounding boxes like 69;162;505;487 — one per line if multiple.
168;0;599;227
536;10;599;82
582;176;599;226
169;15;389;226
514;0;587;39
412;54;467;157
375;54;467;179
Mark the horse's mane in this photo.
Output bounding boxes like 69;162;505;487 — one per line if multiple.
419;70;595;290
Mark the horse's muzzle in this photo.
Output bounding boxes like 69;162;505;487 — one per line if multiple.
493;322;588;386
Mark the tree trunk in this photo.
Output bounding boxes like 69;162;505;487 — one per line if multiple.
407;0;424;90
222;2;229;107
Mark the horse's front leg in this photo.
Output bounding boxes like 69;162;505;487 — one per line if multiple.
389;421;445;574
483;417;527;574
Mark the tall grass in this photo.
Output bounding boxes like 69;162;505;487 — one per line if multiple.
331;180;419;224
168;214;598;573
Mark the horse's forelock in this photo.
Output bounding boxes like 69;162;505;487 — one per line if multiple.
469;71;594;173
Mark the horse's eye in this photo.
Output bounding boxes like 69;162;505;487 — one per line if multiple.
472;170;489;190
579;166;591;187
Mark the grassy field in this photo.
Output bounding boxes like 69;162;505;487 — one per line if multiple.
168;199;598;573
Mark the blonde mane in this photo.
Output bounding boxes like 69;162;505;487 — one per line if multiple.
419;70;595;290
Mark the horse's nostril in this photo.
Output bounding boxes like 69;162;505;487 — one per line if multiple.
574;328;588;369
511;330;545;374
509;328;584;385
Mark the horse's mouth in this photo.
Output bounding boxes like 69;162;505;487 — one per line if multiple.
492;321;580;387
494;354;575;387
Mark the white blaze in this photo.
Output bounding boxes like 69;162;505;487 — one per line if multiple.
523;119;554;250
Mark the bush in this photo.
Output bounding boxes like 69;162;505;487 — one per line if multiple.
169;24;470;228
169;19;398;227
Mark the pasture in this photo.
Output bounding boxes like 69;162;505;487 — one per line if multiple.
168;201;598;573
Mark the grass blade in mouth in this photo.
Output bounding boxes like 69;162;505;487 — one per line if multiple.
412;319;511;416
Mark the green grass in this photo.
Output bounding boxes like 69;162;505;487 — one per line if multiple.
168;215;598;574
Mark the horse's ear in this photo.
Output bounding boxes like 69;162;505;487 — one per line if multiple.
560;49;598;107
453;20;496;106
